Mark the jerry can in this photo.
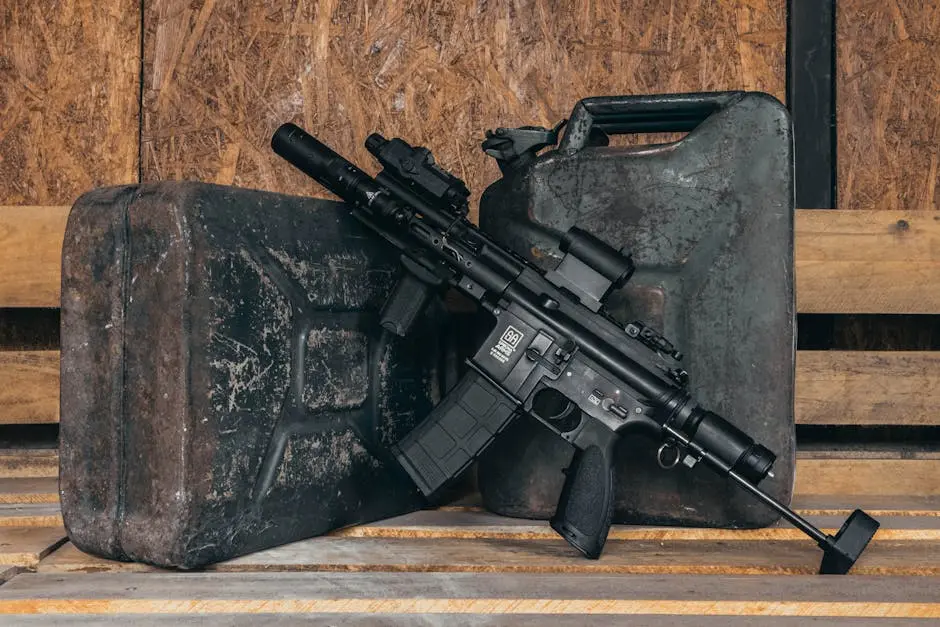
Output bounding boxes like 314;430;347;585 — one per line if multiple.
476;92;795;527
59;182;445;568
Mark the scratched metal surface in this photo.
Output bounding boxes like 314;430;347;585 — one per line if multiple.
59;182;441;568
477;92;795;528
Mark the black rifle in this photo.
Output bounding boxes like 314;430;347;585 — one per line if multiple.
271;122;880;574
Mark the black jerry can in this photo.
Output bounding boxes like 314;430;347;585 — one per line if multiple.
476;92;795;527
59;182;443;568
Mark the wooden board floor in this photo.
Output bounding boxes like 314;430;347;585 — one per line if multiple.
0;479;936;622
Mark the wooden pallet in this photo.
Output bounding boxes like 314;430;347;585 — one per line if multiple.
0;478;936;622
0;207;938;622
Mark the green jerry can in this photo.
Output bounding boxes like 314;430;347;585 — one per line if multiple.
476;91;795;527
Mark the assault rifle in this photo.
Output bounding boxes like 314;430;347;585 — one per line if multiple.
271;122;879;574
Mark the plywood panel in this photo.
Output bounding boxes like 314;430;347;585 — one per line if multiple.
0;1;140;205
142;0;785;211
0;351;59;424
837;1;940;211
796;351;940;425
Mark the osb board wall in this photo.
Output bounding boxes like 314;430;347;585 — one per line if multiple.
837;0;939;211
141;0;787;209
0;0;141;205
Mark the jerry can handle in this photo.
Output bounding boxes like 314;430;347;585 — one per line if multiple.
558;91;745;152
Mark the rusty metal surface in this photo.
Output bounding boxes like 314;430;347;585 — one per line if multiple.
60;182;441;568
477;92;795;528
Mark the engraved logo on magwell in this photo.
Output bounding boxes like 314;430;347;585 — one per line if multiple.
490;325;524;364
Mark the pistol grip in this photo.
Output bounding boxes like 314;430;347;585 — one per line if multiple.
550;426;617;559
393;370;517;495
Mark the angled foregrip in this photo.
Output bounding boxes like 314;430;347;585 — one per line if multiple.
393;370;517;495
550;426;617;559
381;255;443;336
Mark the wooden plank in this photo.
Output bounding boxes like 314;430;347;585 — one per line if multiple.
35;505;940;579
837;1;940;212
792;494;940;516
142;0;785;213
0;207;69;307
0;618;920;627
330;509;940;540
33;535;940;577
0;479;58;505
3;573;940;619
795;457;940;496
0;527;65;568
0;351;58;424
0;2;140;205
796;210;940;313
0;451;58;479
36;501;940;576
0;504;61;528
796;351;940;425
38;545;157;574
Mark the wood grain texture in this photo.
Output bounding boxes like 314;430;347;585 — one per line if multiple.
0;1;141;205
795;210;940;313
141;0;785;213
2;597;939;618
0;351;58;424
795;458;940;496
837;1;940;211
0;526;65;567
35;503;940;576
35;536;940;577
7;573;940;619
0;504;61;528
0;207;69;307
0;616;918;626
0;478;58;504
322;508;940;541
0;450;58;479
796;351;940;425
